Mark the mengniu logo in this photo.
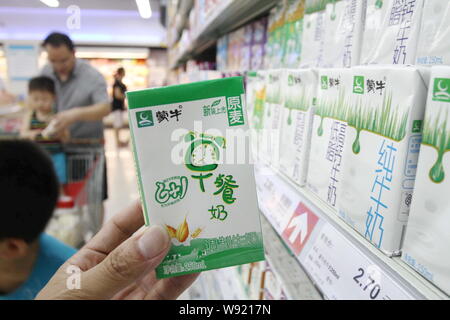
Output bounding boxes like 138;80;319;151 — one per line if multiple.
321;76;328;90
432;78;450;103
353;75;365;94
136;110;154;128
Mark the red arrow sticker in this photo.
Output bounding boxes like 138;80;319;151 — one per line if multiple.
281;202;319;256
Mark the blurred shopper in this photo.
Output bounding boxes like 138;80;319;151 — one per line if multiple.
41;32;111;232
0;140;76;300
112;67;128;148
20;76;69;141
40;32;110;141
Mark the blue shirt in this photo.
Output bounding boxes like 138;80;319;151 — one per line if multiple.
0;234;76;300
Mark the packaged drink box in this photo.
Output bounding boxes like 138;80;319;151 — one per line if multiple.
361;0;424;65
360;0;390;65
307;68;353;209
300;10;326;67
322;0;366;68
279;68;317;186
338;65;429;255
246;71;267;163
283;0;305;68
251;16;268;70
402;66;450;295
260;69;284;166
415;0;450;66
127;77;265;278
265;4;288;69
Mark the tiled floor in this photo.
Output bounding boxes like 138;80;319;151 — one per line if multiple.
103;128;139;223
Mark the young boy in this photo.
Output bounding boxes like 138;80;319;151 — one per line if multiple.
20;76;68;141
0;140;76;300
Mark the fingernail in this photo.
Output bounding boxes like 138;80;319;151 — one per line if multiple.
138;225;170;259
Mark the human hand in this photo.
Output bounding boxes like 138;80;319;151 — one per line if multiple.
36;201;199;300
52;108;80;138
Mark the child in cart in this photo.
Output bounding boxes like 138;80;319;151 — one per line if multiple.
20;76;69;142
0;140;76;300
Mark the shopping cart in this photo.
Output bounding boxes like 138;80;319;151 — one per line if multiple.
0;104;25;139
44;139;105;248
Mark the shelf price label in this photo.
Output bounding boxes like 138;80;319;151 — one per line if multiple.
301;223;414;300
352;266;383;300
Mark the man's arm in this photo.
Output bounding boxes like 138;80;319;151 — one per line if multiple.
71;101;111;121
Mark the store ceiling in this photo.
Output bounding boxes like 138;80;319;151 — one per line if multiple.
0;0;166;47
0;0;161;12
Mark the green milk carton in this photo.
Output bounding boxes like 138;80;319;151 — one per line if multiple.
127;77;265;278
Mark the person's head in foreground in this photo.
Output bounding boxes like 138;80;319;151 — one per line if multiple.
0;140;75;300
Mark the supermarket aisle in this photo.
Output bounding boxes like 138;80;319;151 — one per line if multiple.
103;128;139;223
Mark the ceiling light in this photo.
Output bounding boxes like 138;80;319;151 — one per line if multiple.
40;0;60;8
136;0;152;19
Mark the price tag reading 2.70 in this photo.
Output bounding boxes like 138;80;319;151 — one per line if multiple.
353;267;382;299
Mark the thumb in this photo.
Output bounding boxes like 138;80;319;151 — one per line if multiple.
81;225;171;299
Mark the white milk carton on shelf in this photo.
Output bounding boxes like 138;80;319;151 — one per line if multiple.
338;65;429;255
260;69;284;167
361;0;424;65
248;71;268;164
306;68;353;209
402;66;450;295
415;0;450;66
360;0;390;65
279;69;317;186
322;0;366;68
300;1;327;68
127;77;265;278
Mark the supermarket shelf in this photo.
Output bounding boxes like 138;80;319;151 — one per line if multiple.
169;0;278;70
254;164;450;300
260;214;323;300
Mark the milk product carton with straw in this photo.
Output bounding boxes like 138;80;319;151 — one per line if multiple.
306;68;353;209
279;69;317;186
415;0;450;66
361;0;424;65
338;65;428;255
322;0;366;68
402;66;450;295
127;77;265;278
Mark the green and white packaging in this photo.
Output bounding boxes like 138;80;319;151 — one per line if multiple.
306;68;353;208
361;0;424;65
127;77;265;278
360;0;390;64
265;4;288;69
279;69;317;186
300;11;326;67
338;66;429;255
415;0;450;66
402;66;450;295
248;71;267;163
322;0;366;68
260;69;284;166
283;0;305;68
